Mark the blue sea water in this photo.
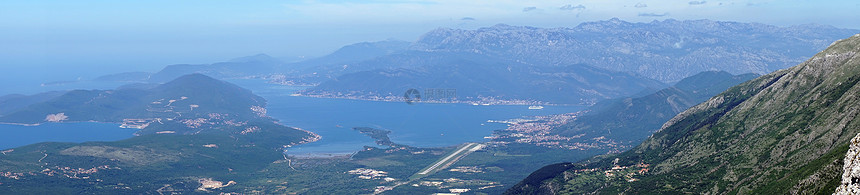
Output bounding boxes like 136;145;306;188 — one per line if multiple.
0;122;138;150
0;76;139;150
229;79;587;155
0;78;586;155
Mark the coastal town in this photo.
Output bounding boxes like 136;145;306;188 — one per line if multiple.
295;90;550;106
1;165;118;180
487;112;627;151
266;74;319;86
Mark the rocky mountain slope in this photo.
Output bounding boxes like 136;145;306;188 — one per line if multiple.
551;71;758;146
508;34;860;194
413;18;857;82
835;133;860;194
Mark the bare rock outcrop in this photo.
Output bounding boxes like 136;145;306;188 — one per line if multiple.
835;133;860;194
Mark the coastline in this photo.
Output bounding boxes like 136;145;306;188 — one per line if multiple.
0;121;140;150
292;93;584;106
0;120;135;128
259;78;585;106
286;151;355;159
266;91;591;157
289;126;323;145
0;122;41;126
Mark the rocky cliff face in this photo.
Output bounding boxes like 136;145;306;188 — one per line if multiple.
836;133;860;194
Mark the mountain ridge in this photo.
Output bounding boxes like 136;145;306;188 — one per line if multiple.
507;33;860;194
551;71;758;146
412;18;857;82
301;51;668;105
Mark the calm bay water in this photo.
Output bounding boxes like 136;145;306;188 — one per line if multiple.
0;78;586;154
0;78;141;150
0;122;138;150
230;79;587;155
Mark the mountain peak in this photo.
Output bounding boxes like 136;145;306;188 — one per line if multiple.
489;23;514;29
173;73;215;81
671;71;734;89
321;40;411;61
160;73;224;89
576;17;633;28
411;20;855;82
822;33;860;53
228;53;281;64
481;23;537;32
791;23;839;30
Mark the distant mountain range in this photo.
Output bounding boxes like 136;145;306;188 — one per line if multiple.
95;40;412;85
84;19;856;105
282;39;412;73
412;19;857;82
268;39;413;85
295;19;855;104
94;54;285;83
508;34;860;194
302;51;667;104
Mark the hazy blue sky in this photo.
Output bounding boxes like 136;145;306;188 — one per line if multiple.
1;0;859;80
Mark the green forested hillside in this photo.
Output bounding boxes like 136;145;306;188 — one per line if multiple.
552;71;758;146
508;34;860;194
0;74;317;194
1;74;265;126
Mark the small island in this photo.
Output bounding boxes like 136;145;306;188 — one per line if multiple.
353;127;410;148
